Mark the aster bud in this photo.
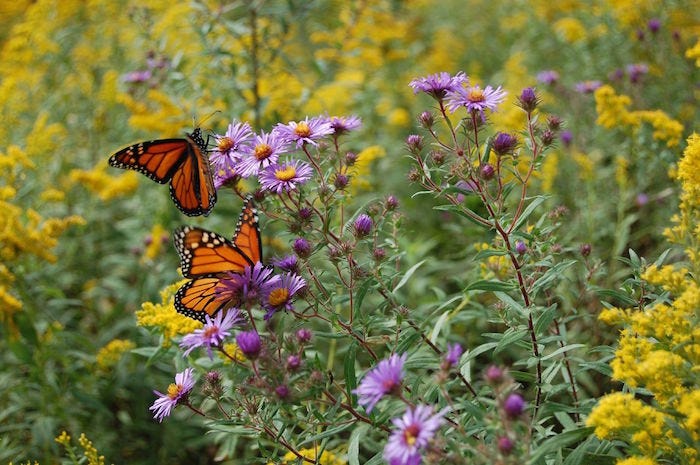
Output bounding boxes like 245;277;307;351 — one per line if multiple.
580;243;592;256
518;87;538;113
327;245;343;261
503;393;526;418
492;132;518;156
547;115;563;131
485;365;504;384
293;237;312;258
236;330;262;359
406;134;424;152
636;29;645;41
431;150;446;165
203;371;223;398
373;247;386;261
296;328;312;343
497;436;514;455
480;163;495;180
647;18;661;33
298;207;313;221
252;189;266;202
345;152;358;166
560;130;573;147
418;111;434;128
515;240;527;255
275;384;290;399
386;195;399;211
334;173;349;189
287;354;301;371
353;214;373;238
540;129;555;147
408;168;420;182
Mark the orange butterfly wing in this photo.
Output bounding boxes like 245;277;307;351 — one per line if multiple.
173;225;255;322
232;196;262;264
108;129;216;216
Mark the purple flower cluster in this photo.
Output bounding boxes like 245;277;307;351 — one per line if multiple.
214;262;307;320
409;71;507;120
209;115;361;191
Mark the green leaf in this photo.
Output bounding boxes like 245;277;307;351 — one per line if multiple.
348;424;368;465
511;195;546;232
528;427;594;464
466;279;515;292
345;343;358;395
532;260;576;294
433;203;491;227
393;259;425;293
534;304;557;335
495;328;529;353
429;310;450;343
542;344;586;361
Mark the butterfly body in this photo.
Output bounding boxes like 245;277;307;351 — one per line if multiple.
109;128;216;216
173;198;261;322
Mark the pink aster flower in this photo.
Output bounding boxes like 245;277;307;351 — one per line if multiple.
445;84;507;117
180;309;245;359
235;130;290;178
259;159;313;194
383;405;447;465
353;353;407;413
409;71;468;99
149;368;196;422
275;116;334;147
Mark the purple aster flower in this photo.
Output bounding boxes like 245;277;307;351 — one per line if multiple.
485;365;504;384
149;368;196;422
216;262;281;306
383;405;447;465
636;192;649;207
515;240;527;255
236;330;262;359
409;71;468;100
445;84;507;117
626;63;649;84
122;70;152;83
275;116;334;147
235;130;290;178
503;393;526;418
273;255;299;272
275;384;290;399
329;115;362;134
444;343;463;367
209;121;254;188
262;272;307;319
353;214;373;238
574;80;602;94
353;353;406;413
536;70;559;85
334;173;349;189
259;159;313;194
497;436;514;455
180;309;245;359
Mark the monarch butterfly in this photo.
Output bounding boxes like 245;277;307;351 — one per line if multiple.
108;128;217;216
173;197;262;322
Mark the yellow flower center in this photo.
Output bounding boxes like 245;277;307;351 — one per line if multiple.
294;121;311;138
254;143;273;161
403;424;420;446
468;88;485;102
268;288;290;306
217;136;234;151
166;383;182;399
275;165;297;181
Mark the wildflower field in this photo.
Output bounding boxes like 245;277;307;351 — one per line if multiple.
1;1;699;464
